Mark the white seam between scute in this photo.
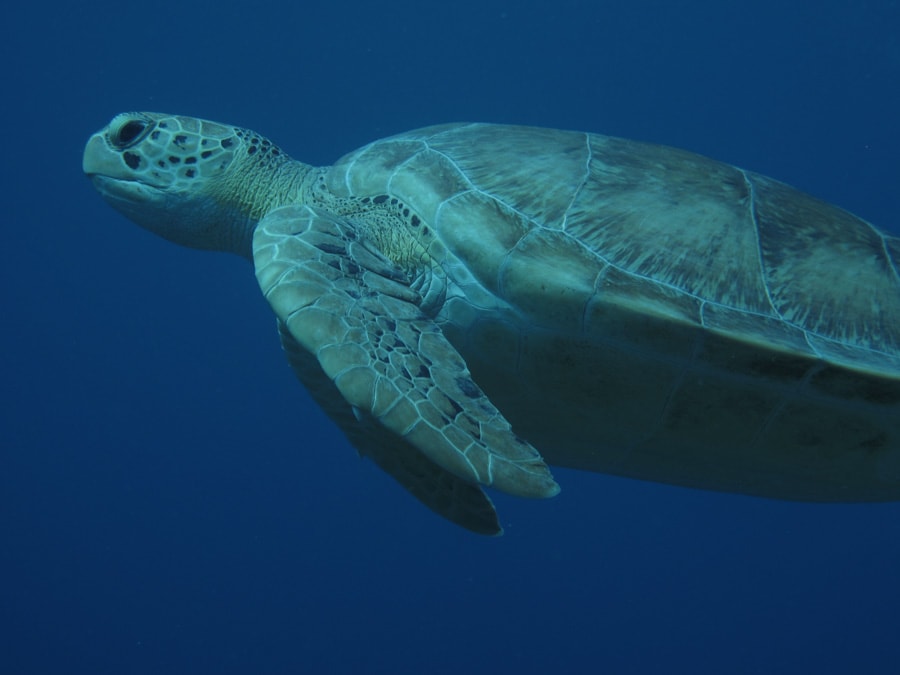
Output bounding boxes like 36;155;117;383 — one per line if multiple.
561;132;592;231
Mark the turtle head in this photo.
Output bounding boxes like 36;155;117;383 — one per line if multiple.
83;112;309;258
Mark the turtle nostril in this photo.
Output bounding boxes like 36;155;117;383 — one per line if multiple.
113;119;148;147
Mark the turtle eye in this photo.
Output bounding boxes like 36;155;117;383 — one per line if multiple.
111;119;150;148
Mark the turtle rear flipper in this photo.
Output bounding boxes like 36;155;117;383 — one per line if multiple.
254;204;559;502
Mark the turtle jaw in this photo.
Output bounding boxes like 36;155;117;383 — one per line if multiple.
88;174;165;206
87;171;252;256
87;173;172;232
87;172;192;246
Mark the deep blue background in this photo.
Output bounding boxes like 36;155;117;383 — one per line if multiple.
3;1;899;673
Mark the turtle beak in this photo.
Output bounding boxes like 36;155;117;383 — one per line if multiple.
83;132;162;205
82;133;124;179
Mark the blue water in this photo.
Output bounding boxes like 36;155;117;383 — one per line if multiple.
3;1;899;673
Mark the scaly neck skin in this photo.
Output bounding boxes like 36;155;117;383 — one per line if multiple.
209;154;316;259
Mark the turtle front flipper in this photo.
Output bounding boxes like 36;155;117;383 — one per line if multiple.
276;321;502;535
253;204;559;501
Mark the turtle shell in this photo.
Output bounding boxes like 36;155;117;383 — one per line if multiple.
320;123;900;501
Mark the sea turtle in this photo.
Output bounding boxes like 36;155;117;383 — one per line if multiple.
83;112;900;534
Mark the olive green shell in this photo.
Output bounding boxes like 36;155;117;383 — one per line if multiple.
318;123;900;500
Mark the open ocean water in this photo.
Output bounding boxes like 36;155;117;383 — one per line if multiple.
2;1;899;673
